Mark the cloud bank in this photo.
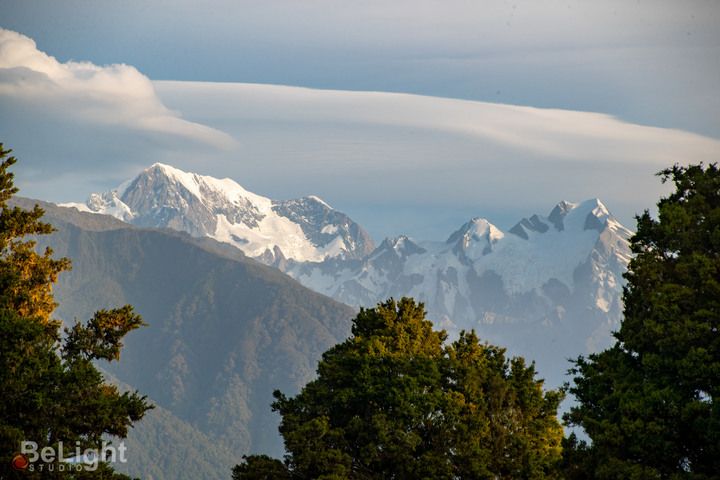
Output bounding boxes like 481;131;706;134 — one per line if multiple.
0;28;235;149
3;0;717;137
150;81;720;238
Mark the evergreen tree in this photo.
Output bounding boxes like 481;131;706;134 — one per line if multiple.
564;164;720;479
234;297;565;479
0;144;152;479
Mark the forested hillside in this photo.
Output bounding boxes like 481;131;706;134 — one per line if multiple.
12;197;355;480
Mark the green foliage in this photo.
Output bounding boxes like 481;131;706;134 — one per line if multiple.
64;307;146;363
231;455;291;480
564;164;720;479
0;147;71;323
0;144;152;479
235;297;565;479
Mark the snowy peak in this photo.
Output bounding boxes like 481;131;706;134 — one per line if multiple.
447;218;504;243
69;164;376;264
124;163;269;216
508;214;550;240
551;198;621;235
547;200;575;231
577;198;619;234
446;218;504;257
510;199;620;240
270;195;377;261
86;190;135;222
377;235;427;259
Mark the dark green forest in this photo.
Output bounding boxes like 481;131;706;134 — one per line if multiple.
562;164;720;479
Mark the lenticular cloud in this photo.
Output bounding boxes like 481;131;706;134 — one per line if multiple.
0;28;235;149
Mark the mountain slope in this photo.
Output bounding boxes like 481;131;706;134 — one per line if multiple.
65;163;376;265
13;197;356;480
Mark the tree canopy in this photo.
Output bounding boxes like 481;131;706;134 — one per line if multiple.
0;144;152;479
564;163;720;479
233;297;565;480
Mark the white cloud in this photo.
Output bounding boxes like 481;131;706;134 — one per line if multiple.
154;80;720;167
3;0;717;137
151;80;720;236
0;28;236;149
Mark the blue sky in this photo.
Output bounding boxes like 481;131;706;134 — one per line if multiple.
1;1;719;241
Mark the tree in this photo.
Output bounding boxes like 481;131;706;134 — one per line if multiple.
564;164;720;479
234;297;565;479
0;144;152;479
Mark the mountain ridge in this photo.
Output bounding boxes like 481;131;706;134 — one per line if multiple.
286;197;630;318
64;163;376;265
65;165;633;389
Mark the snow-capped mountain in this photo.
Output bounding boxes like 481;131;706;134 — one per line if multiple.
287;198;631;328
67;164;632;386
284;198;632;386
66;163;376;264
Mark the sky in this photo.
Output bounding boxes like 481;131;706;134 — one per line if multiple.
1;0;719;241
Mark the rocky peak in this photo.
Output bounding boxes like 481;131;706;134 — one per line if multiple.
509;214;551;240
548;200;575;231
377;235;427;259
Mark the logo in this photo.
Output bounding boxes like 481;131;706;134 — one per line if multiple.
12;441;128;472
12;454;29;471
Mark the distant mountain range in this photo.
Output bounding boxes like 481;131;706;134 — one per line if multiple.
66;164;633;386
288;198;630;328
